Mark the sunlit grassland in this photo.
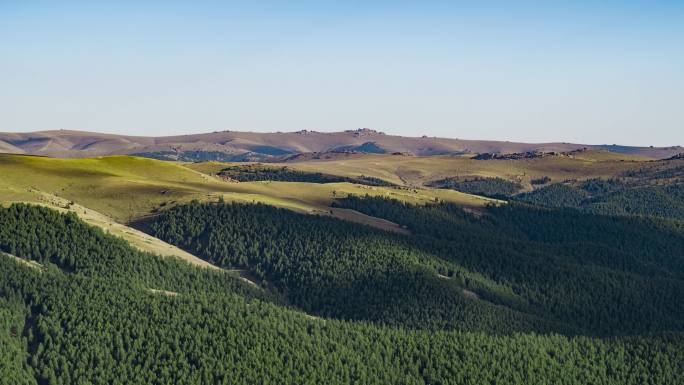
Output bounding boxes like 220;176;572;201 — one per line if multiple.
0;155;492;234
244;151;653;189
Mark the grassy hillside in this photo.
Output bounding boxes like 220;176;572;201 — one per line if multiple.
0;154;491;233
0;155;215;222
260;150;663;188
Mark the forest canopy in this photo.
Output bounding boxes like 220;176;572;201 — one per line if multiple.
1;199;683;384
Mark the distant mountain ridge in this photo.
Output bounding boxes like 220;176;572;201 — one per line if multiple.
0;128;681;160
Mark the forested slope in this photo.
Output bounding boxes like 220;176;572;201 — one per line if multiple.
148;201;552;333
1;204;683;384
217;164;395;186
427;176;522;198
516;179;684;221
334;196;684;336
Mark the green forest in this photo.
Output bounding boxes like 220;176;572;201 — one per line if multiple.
333;195;684;335
427;176;522;198
1;203;683;384
516;179;684;220
218;164;394;186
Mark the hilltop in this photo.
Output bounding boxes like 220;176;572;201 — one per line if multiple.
0;129;681;160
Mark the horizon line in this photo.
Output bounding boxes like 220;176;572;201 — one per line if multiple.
0;127;681;149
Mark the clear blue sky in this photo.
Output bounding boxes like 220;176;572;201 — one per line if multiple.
1;1;682;146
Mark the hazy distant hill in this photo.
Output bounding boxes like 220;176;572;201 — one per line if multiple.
0;128;681;159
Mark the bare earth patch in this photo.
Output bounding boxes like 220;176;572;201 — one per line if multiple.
148;288;179;297
1;252;45;272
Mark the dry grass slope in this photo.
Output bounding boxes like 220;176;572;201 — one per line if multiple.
268;151;658;189
0;154;491;236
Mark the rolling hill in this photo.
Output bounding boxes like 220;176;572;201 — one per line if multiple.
190;149;684;189
0;129;681;160
0;154;493;232
1;151;684;384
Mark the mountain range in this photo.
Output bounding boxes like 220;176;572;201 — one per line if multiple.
0;128;681;160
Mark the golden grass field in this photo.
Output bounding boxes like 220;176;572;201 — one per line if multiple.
188;149;652;190
0;154;497;241
1;151;660;223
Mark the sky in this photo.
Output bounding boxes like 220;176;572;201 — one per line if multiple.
0;1;682;146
